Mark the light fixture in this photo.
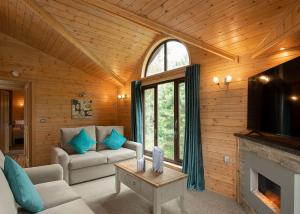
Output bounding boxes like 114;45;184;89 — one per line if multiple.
224;75;232;85
280;47;285;51
283;51;289;57
117;94;127;99
213;76;220;85
290;95;298;101
259;75;270;83
11;70;20;77
78;92;87;97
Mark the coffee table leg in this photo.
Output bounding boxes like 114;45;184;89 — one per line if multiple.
115;169;120;194
153;188;161;214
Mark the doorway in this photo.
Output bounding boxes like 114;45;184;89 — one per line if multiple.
142;78;185;165
0;80;32;167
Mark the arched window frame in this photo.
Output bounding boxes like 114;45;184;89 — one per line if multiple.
143;39;190;78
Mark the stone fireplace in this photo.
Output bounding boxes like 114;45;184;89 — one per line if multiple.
236;135;300;214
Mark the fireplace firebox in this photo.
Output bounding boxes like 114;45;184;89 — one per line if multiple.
258;173;281;209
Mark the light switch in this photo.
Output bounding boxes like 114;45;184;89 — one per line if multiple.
224;155;230;165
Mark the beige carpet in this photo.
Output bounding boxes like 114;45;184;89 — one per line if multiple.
72;176;245;214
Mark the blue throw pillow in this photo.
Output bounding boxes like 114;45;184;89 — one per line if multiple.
4;156;44;213
68;129;96;154
103;128;126;150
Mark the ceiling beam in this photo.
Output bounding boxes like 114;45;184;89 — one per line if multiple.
23;0;126;85
83;0;239;63
251;1;300;59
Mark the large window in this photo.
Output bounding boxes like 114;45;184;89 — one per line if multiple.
143;79;185;164
145;40;189;77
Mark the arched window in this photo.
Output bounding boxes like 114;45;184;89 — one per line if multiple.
145;40;190;77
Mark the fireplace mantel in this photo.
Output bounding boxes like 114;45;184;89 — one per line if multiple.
235;135;300;214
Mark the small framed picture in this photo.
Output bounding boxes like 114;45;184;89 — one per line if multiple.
71;99;92;119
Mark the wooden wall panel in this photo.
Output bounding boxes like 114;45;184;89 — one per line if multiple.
117;41;300;199
194;47;300;199
0;33;118;166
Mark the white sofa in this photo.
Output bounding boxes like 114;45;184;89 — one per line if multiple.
52;126;142;185
0;150;94;214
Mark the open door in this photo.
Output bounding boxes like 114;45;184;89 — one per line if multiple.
0;90;11;153
0;80;32;167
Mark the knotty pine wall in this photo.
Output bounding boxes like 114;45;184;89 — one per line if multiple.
0;33;118;166
117;43;300;199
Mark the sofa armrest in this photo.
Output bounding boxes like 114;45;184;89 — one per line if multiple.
123;141;143;159
51;147;70;183
24;164;63;185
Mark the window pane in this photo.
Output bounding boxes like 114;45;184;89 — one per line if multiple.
144;88;155;152
167;41;189;71
146;45;165;76
179;83;185;160
157;82;174;160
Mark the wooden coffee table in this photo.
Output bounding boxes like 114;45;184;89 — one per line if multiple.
114;159;188;214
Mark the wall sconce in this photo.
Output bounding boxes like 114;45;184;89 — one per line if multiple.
213;76;220;85
117;94;127;99
224;75;232;85
11;70;20;77
213;75;233;87
79;92;87;97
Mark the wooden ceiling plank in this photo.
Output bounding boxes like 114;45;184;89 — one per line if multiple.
83;0;239;63
23;0;126;85
251;1;300;58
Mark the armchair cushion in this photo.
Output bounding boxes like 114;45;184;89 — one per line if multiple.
69;151;107;170
96;126;124;151
61;126;96;154
24;164;63;185
36;199;94;214
35;180;80;209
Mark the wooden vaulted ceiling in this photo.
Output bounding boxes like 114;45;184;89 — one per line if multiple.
0;0;298;85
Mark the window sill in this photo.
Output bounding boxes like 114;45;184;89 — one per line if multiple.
144;155;182;172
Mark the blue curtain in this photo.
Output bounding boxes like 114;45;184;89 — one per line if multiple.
131;81;143;144
182;64;205;191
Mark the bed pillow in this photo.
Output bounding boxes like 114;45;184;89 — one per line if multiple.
4;156;44;213
103;128;126;150
68;129;96;154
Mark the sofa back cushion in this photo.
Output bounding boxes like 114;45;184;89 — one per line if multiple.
61;126;96;154
0;151;18;214
96;126;124;151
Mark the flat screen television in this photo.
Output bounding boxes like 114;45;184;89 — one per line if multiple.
247;56;300;138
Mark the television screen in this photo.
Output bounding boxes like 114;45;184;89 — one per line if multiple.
247;56;300;138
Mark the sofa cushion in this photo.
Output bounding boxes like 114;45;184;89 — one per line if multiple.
69;151;107;170
4;156;44;213
69;129;96;154
61;126;96;154
96;126;124;151
35;180;80;209
103;129;126;150
36;199;94;214
98;148;136;163
0;169;18;214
